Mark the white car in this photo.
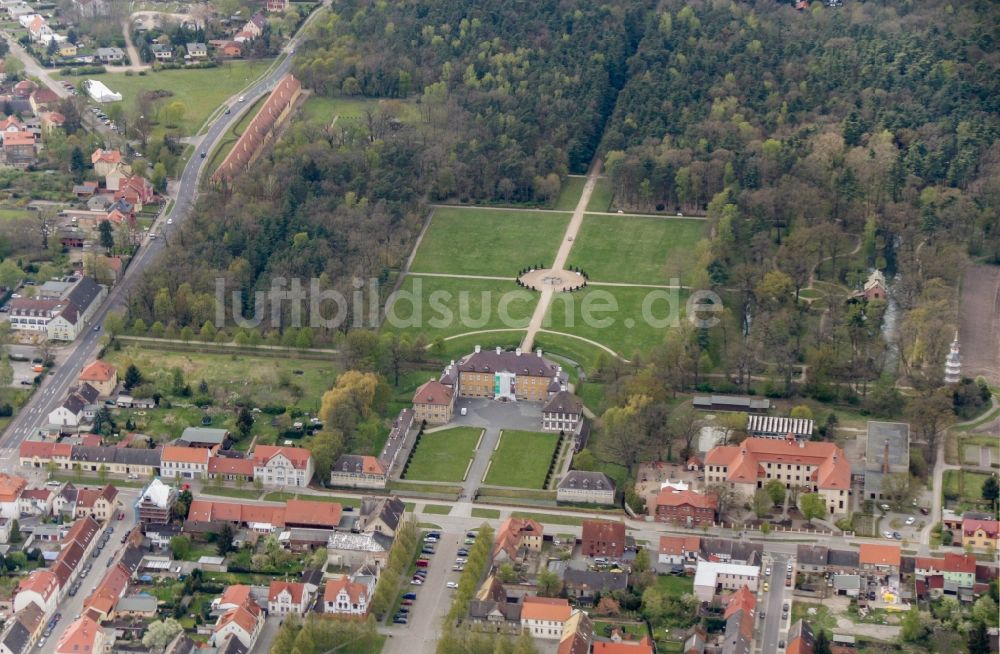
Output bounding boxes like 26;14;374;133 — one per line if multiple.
167;218;173;225
446;582;458;589
905;516;915;525
883;530;894;539
765;567;771;575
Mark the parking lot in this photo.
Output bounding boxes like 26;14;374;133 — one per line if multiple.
877;504;926;542
382;529;467;654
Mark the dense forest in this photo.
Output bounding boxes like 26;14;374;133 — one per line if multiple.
293;0;650;200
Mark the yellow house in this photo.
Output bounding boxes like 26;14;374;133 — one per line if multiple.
962;518;999;550
58;43;78;57
78;360;117;397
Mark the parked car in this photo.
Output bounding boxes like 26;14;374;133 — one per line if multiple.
446;582;458;589
905;516;915;525
416;559;429;567
402;593;417;600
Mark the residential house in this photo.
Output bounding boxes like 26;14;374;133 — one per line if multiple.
699;538;763;566
40;111;65;134
412;379;454;424
251;445;313;487
207;456;255;482
520;596;572;640
12;570;58;615
160;446;210;479
74;484;118;521
580;520;626;558
705;436;851;516
267;581;311;616
28;88;59;115
26;16;52;42
83;564;129;618
150;44;173;60
323;575;374;616
557;611;593;654
786;619;815;654
493;517;543;562
719;586;756;654
68;445;160;478
185;42;207;59
115;174;155;211
357;496;405;536
220;42;242;58
96;47;125;63
265;0;287;12
796;545;830;573
243;12;266;38
54;616;103;654
47;384;100;430
562;569;628;601
651;488;717;526
858;544;901;574
46;276;106;341
2;131;35;168
592;639;654;654
658;535;700;569
18;488;54;517
542;390;583;433
114;594;158;618
78;360;117;397
693;561;760;602
556;470;615;505
915;553;977;589
329;454;386;489
962;518;999;551
212;586;253;613
1;614;35;654
91;148;121;177
211;595;263;649
467;576;522;633
0;474;27;519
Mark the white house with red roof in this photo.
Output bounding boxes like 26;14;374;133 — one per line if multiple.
211;595;263;649
252;445;313;487
520;596;573;639
13;569;59;615
78;360;117;397
54;615;103;654
323;575;374;616
267;581;312;615
212;585;252;612
705;436;851;516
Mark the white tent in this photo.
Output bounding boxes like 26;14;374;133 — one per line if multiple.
85;79;122;103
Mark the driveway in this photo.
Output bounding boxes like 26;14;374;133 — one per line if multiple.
381;529;462;654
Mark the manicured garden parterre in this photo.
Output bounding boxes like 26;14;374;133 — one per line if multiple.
409;207;571;277
566;214;706;285
485;430;560;489
385;276;537;340
403;426;482;482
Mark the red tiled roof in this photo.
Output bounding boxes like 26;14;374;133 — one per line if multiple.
916;553;977;575
91;148;121;165
208;457;255;476
284;499;341;528
658;535;700;556
0;473;27;502
324;577;369;605
581;519;625;545
268;581;305;604
162;446;210;465
859;543;901;567
654;488;717;510
16;569;58;600
521;596;571;622
705;438;850;490
55;616;101;654
413;379;453;406
79;360;116;383
217;585;252;608
493;517;544;559
723;585;756;620
252;445;311;470
591;636;654;654
962;518;999;538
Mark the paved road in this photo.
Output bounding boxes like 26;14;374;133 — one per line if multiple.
0;5;326;456
39;489;140;654
382;529;462;654
757;552;792;654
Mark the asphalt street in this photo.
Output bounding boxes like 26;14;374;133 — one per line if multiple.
757;552;792;654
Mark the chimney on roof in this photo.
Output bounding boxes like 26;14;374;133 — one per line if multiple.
496;346;502;355
475;345;481;353
882;439;890;475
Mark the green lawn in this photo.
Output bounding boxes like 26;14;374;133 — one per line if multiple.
943;469;995;510
791;602;836;634
576;381;606;413
533;332;609;375
64;60;273;137
299;95;417;124
544;285;690;357
655;574;694;595
404;427;482;482
586;177;613;212
0;208;33;221
208;93;266;174
485;430;560;489
421;504;452;515
384;276;537;340
425;332;527;363
593;622;647;640
566;214;706;285
555;177;587;211
410;207;571;276
471;508;500;519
